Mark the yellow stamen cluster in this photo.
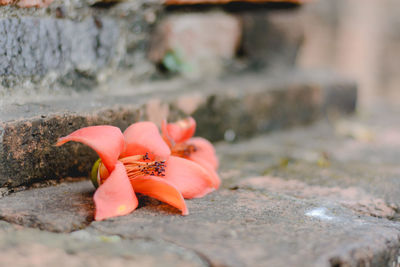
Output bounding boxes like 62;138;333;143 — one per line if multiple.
119;153;166;179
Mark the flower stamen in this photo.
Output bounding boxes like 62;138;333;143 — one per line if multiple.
120;154;166;179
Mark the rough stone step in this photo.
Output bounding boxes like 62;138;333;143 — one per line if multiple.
0;221;209;267
87;189;400;267
0;70;356;188
0;180;399;266
0;0;304;103
0;107;398;267
0;180;94;232
217;106;400;212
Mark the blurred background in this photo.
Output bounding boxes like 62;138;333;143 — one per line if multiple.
299;0;400;108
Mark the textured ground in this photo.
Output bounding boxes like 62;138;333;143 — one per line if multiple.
0;106;399;267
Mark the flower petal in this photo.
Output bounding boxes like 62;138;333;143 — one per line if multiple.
93;162;138;221
122;121;170;160
162;117;196;144
56;125;124;172
161;119;174;147
188;156;221;189
131;176;188;215
187;137;219;170
163;156;215;199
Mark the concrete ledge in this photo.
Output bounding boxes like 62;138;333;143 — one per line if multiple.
0;70;356;187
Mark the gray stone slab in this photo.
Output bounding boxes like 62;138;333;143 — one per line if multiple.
0;71;356;187
0;1;161;99
87;189;400;267
217;106;400;213
0;108;399;266
0;180;94;232
241;9;303;70
0;221;208;267
0;17;118;76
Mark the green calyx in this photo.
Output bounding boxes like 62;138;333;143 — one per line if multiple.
90;158;101;188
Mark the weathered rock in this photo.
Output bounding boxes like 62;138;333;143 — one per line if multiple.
0;17;118;76
0;221;208;267
217;107;400;214
164;0;303;4
0;180;94;232
241;8;304;70
0;1;162;101
193;71;357;141
238;176;396;218
0;108;399;266
0;71;356;187
149;12;241;75
88;189;400;267
0;1;309;102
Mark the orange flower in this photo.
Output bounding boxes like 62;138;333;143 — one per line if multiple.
162;117;220;189
56;122;216;221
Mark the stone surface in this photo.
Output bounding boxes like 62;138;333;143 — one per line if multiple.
0;180;94;232
87;189;400;267
217;106;400;214
149;12;241;75
0;0;161;101
0;17;118;76
0;1;310;103
0;71;356;187
0;107;399;266
238;176;396;218
84;107;400;266
0;0;309;103
165;0;302;4
0;221;208;267
193;71;356;141
241;8;304;70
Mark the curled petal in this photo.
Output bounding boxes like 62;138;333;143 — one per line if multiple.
93;162;138;221
163;156;215;199
122;121;170;160
56;125;124;172
188;137;219;170
188;156;220;189
162;117;196;144
131;176;188;215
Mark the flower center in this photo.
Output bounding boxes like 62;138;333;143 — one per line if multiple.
91;153;167;188
119;153;166;179
171;143;197;158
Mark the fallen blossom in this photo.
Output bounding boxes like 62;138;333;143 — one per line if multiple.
57;122;216;221
162;117;220;189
